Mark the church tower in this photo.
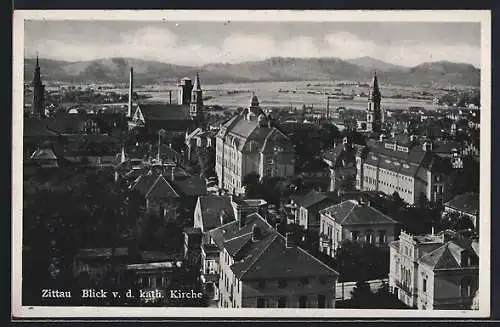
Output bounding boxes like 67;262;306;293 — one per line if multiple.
366;71;382;133
32;53;45;118
190;72;204;123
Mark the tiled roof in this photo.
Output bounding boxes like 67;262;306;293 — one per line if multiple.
292;189;329;209
321;200;398;225
145;175;180;199
136;103;190;121
444;192;479;216
361;139;449;178
418;240;478;270
198;195;236;231
210;213;338;280
172;175;207;197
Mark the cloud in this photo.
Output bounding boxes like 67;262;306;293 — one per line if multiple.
25;27;480;67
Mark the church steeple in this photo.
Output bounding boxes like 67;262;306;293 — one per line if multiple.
366;70;382;133
32;51;45;118
190;72;204;125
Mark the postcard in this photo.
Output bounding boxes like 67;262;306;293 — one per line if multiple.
12;9;491;319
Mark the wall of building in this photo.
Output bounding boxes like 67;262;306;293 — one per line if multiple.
431;268;478;309
241;276;336;308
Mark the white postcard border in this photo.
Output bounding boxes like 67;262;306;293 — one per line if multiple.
11;9;492;319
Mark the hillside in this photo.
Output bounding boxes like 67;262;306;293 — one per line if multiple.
24;56;480;87
345;56;407;72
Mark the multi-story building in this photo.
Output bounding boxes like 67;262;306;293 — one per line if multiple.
354;135;451;205
215;94;295;195
318;199;399;257
208;212;339;308
388;230;479;309
192;195;267;299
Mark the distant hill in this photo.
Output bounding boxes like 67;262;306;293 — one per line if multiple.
345;56;407;72
24;56;480;87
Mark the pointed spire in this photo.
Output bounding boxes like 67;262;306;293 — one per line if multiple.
194;72;201;90
36;51;39;68
371;70;380;98
250;92;259;107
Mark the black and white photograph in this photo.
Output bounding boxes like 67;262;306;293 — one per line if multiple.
12;10;491;318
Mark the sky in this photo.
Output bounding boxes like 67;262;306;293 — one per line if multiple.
24;20;481;67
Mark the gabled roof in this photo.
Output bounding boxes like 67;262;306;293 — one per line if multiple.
197;195;236;231
136;103;190;121
321;200;398;226
130;173;159;195
145;175;180;199
209;213;338;280
444;192;479;216
30;148;57;160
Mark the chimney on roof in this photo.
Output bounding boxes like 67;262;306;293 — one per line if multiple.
251;224;262;242
219;209;227;225
379;134;386;142
423;141;433;152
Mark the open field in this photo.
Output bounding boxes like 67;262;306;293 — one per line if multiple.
98;80;462;111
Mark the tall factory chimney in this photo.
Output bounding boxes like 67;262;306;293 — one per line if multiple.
127;67;134;118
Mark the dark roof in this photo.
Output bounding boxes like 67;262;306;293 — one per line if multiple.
444;192;479;216
209;213;338;280
197;195;236;231
145;175;180;199
130;173;159;195
137;103;190;121
172;175;207;197
321;200;398;225
292;189;328;209
418;240;478;270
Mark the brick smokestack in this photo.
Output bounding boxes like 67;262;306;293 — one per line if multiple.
127;67;134;118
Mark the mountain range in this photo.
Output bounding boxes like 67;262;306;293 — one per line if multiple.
24;56;480;87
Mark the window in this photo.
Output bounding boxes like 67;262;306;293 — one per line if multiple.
155;276;163;288
318;294;326;308
300;277;310;286
299;296;307;308
351;231;359;241
423;278;427;293
378;230;386;244
278;296;287;308
257;298;266;308
366;232;374;244
278;279;287;288
461;277;473;297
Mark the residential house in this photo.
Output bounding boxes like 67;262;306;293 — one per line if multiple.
319;199;399;257
208;212;339;308
388;230;479;309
